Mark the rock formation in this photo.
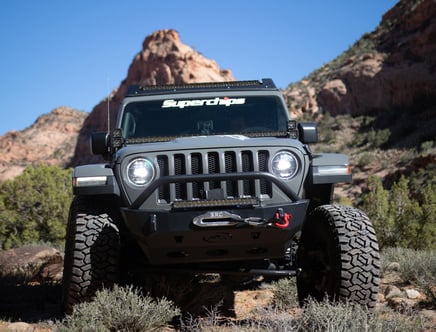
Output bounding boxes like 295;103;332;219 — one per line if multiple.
0;107;87;182
284;0;436;118
0;245;63;284
70;29;235;166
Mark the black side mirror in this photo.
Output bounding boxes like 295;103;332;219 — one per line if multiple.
298;122;318;144
91;132;109;156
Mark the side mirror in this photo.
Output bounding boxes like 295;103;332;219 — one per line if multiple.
298;122;318;144
91;132;109;156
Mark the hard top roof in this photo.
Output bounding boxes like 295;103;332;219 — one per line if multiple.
125;78;277;97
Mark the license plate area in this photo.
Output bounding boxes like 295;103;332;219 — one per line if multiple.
193;211;242;227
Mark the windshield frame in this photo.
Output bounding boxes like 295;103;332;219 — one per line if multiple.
117;90;291;143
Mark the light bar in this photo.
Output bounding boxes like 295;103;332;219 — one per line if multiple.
126;79;277;96
138;80;262;91
73;176;108;187
172;197;259;209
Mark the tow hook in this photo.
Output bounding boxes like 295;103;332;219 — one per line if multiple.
271;208;292;229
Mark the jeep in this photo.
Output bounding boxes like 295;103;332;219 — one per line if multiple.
62;79;380;314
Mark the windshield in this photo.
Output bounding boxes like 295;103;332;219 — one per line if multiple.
120;95;289;140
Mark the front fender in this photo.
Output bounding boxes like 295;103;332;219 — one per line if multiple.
309;153;352;185
72;164;120;196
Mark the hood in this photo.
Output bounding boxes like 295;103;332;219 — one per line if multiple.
115;135;305;159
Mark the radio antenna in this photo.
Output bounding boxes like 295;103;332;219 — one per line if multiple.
106;77;110;133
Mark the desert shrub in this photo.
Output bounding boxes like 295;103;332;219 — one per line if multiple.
381;247;436;302
366;128;391;148
317;112;337;144
60;285;180;331
300;299;370;331
180;296;431;332
420;140;434;153
357;152;375;167
299;298;428;332
361;175;436;250
337;195;353;206
235;308;301;331
399;149;418;163
271;277;298;309
0;165;72;249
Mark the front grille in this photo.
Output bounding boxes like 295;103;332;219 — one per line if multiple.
157;150;271;203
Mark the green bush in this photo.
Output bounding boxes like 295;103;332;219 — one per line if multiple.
0;165;72;249
357;152;375;167
60;285;180;331
317;112;338;144
361;175;436;250
271;277;298;309
366;128;391;148
420;140;434;152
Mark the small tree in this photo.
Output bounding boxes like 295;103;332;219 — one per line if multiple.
362;175;395;247
0;165;72;249
415;182;436;250
361;175;436;250
389;177;421;248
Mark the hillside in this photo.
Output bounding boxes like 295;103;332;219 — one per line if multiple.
0;107;87;182
283;0;436;199
285;0;435;120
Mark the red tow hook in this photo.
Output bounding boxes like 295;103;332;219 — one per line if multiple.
273;208;292;229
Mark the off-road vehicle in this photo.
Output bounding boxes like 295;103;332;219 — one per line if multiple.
62;79;380;314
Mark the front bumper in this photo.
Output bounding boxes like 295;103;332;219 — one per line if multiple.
121;199;308;265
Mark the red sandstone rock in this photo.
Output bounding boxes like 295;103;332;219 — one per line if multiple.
0;107;87;181
284;0;436;117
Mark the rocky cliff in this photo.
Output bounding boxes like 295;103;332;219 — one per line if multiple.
70;29;235;165
284;0;436;119
0;107;87;182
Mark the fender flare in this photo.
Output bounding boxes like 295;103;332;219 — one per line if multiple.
72;164;120;196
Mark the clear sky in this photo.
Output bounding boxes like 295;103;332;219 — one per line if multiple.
0;0;398;136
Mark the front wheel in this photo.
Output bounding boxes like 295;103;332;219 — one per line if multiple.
296;205;380;309
62;196;121;314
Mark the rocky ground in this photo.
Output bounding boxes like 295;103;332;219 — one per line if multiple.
0;245;435;331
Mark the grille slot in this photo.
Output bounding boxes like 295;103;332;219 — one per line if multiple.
157;155;169;200
258;151;272;195
191;153;203;199
241;151;255;195
225;151;237;196
174;154;187;200
157;150;271;203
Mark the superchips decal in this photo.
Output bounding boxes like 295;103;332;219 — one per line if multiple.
161;97;246;109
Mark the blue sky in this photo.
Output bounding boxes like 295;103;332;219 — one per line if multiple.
0;0;398;136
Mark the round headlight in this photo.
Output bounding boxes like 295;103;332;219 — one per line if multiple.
127;158;155;186
271;151;298;179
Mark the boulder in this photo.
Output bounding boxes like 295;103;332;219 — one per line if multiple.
0;245;63;284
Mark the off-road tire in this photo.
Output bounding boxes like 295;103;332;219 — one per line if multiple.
296;205;380;309
62;196;121;314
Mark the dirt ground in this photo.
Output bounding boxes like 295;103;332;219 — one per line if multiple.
0;283;62;322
